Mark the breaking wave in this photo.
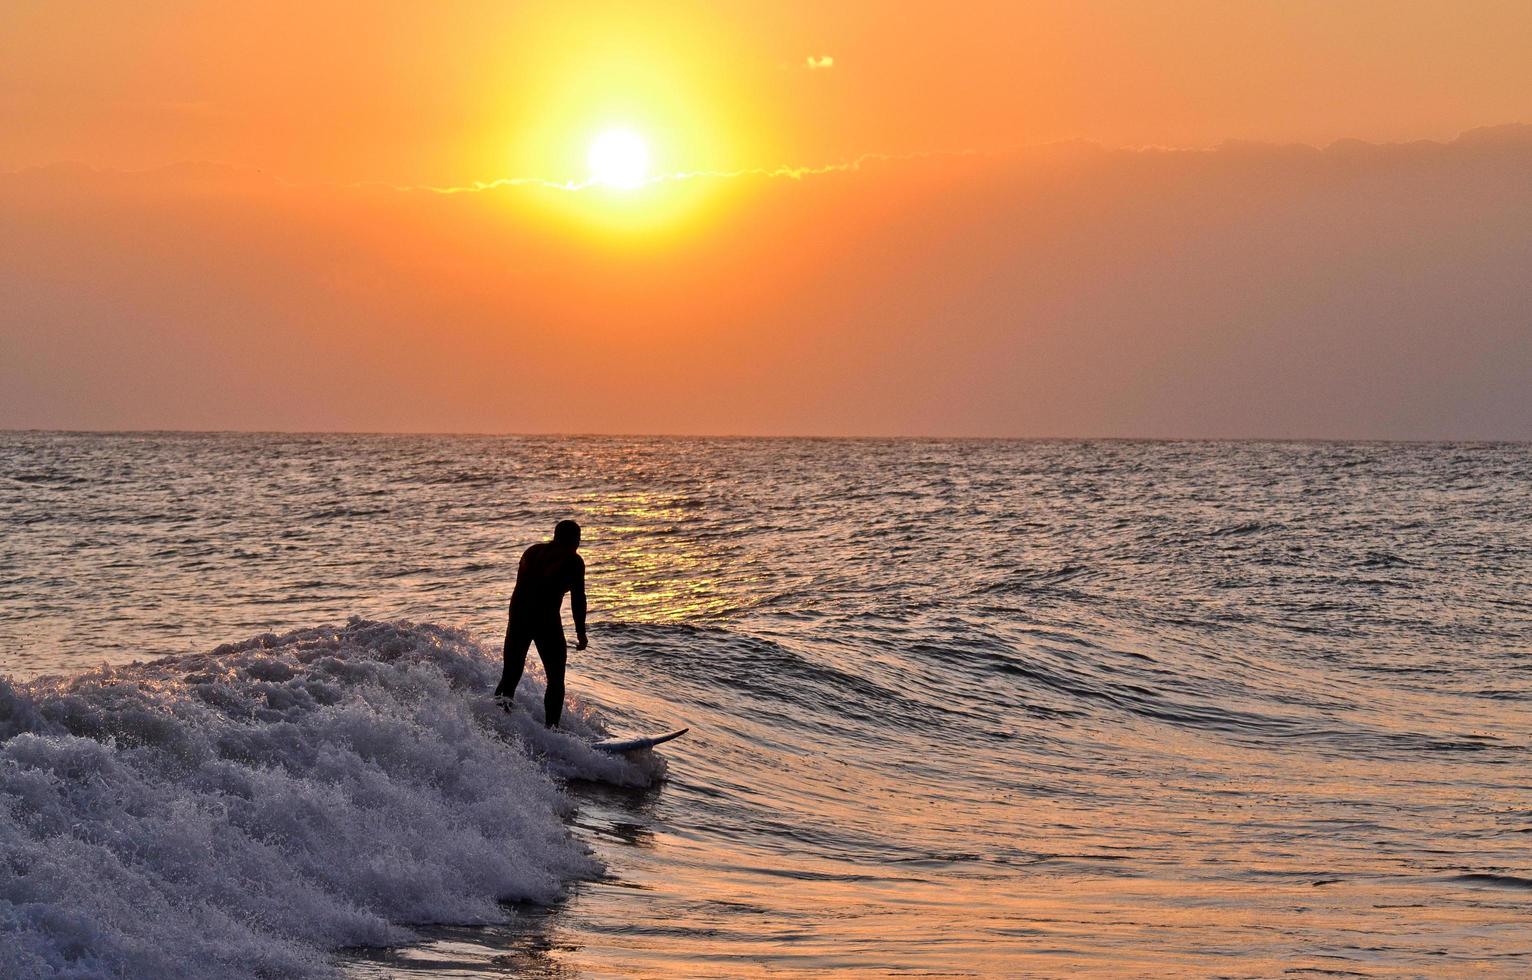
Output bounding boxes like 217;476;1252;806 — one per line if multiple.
0;619;657;978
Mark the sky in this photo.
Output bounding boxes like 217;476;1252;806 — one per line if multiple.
2;1;1530;437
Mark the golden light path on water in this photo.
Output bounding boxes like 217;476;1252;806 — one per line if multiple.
581;490;739;623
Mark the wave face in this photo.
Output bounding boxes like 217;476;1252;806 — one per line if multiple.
0;619;654;979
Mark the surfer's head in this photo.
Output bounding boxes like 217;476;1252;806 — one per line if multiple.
553;519;581;549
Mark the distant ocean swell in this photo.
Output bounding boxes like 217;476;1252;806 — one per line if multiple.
0;619;658;979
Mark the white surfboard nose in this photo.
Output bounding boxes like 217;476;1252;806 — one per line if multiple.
592;727;690;753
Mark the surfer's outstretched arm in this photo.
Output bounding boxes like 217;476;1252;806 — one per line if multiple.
572;557;587;650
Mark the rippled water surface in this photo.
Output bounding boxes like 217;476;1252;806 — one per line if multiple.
2;433;1530;976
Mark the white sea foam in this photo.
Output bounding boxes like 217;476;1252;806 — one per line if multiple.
0;618;658;978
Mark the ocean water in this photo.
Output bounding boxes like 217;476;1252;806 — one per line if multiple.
2;432;1529;977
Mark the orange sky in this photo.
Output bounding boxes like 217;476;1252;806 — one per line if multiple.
7;0;1532;179
2;2;1531;437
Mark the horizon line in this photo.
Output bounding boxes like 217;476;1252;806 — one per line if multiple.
2;427;1526;446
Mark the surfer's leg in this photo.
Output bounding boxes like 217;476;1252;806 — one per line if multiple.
534;630;568;728
496;621;533;699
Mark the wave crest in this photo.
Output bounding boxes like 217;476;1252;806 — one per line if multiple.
0;618;642;978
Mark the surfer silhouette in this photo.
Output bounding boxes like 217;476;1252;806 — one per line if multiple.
494;519;587;727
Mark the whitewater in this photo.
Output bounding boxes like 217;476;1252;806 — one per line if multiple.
2;433;1530;976
0;617;661;977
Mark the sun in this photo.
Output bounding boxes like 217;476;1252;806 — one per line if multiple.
587;128;651;189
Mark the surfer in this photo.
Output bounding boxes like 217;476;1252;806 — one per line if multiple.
494;519;587;727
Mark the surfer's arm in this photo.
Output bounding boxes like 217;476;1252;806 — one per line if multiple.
571;558;587;649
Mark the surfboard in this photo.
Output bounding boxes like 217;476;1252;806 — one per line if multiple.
591;727;689;754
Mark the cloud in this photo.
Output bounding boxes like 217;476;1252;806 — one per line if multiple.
344;148;981;195
805;55;834;70
354;122;1532;197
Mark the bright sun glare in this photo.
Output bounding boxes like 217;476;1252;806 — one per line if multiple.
587;128;651;189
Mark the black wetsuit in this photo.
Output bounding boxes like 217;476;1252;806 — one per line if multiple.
494;541;585;727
